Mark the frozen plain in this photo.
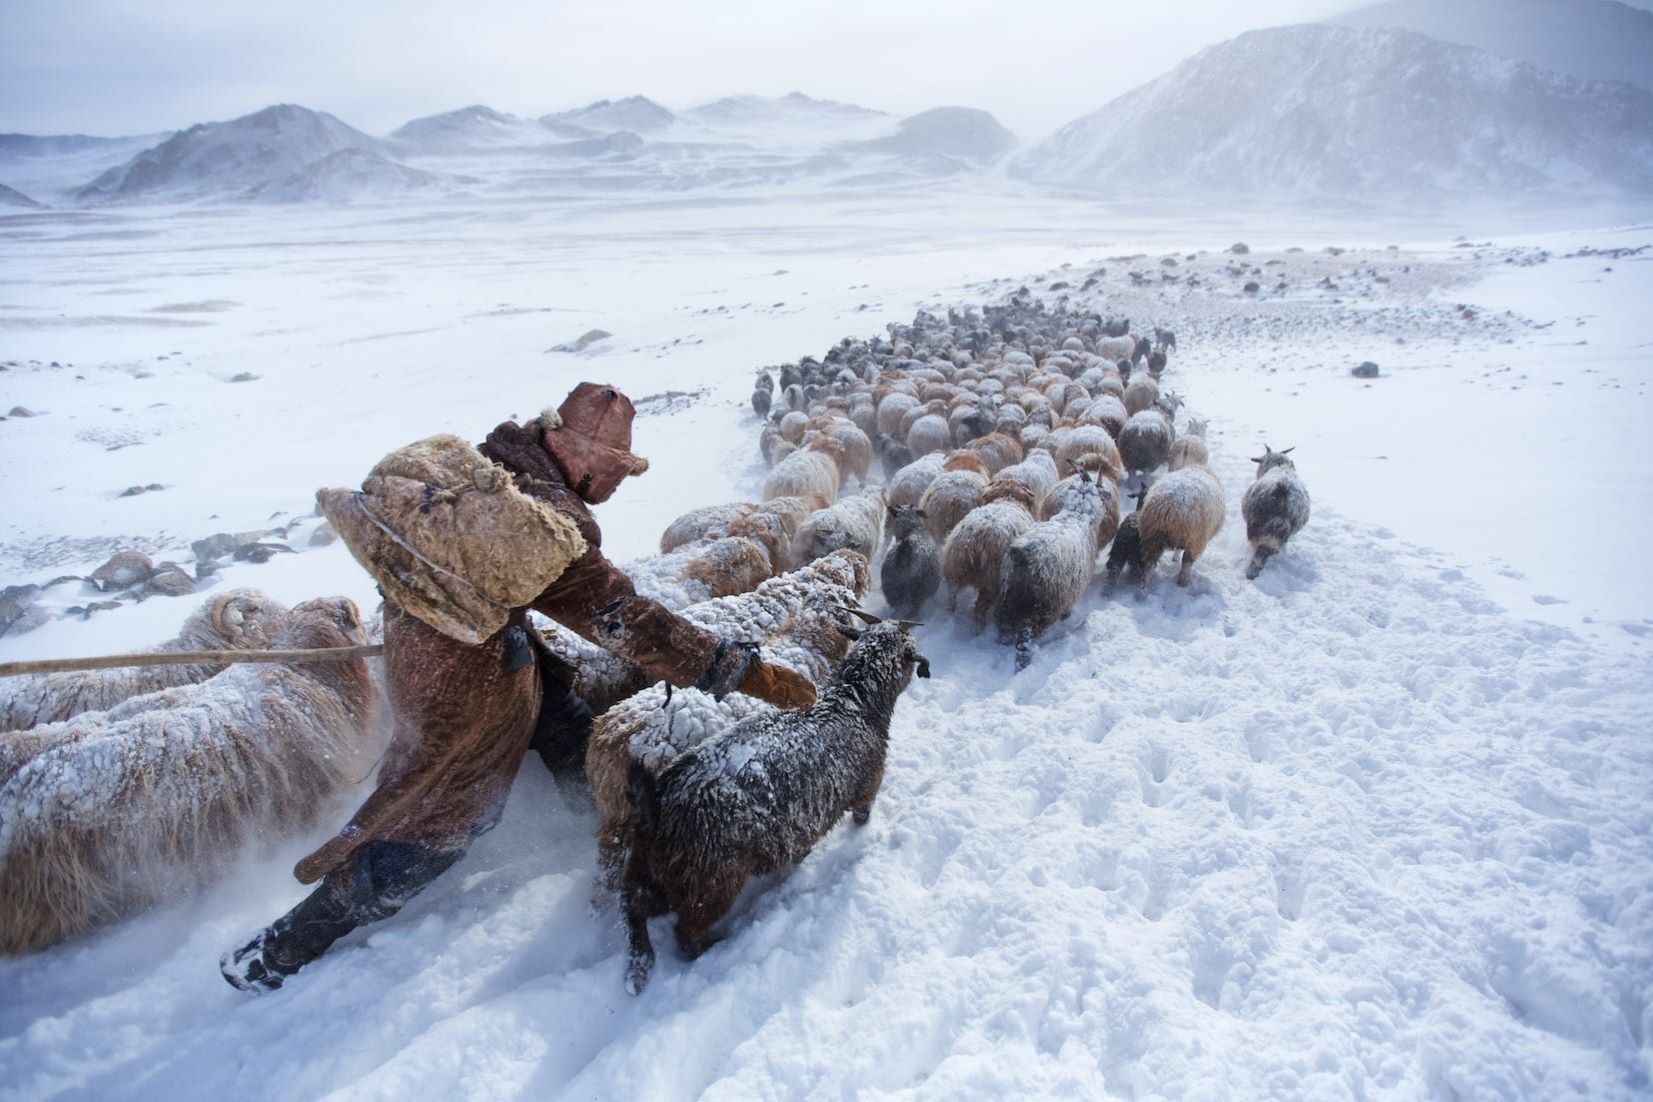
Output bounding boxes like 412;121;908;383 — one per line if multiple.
0;182;1650;1100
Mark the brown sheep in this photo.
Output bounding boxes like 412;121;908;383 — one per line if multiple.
1053;424;1124;482
1167;419;1210;472
918;468;988;545
966;432;1024;476
1137;463;1226;587
1124;375;1161;417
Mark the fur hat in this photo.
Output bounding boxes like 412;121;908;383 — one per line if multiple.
541;383;650;503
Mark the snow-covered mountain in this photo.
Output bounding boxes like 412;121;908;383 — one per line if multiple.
848;107;1017;163
540;96;678;134
390;105;557;153
0;181;44;208
245;148;459;203
0;132;169;203
686;92;887;127
1011;24;1653;199
76;105;390;203
1333;0;1653;93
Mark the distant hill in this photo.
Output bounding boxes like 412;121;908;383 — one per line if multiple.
1333;0;1653;93
540;96;677;133
246;148;457;203
1011;24;1653;198
390;105;551;152
686;92;887;126
76;104;388;202
0;182;44;209
850;107;1017;163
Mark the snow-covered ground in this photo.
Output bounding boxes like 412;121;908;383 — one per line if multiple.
1;187;1650;1100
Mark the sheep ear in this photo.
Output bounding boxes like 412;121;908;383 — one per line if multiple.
887;504;898;516
916;509;928;519
1249;455;1265;464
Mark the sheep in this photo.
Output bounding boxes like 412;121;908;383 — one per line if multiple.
1153;327;1177;353
625;536;778;611
885;452;946;509
779;410;810;444
875;392;920;439
877;438;914;482
1167;419;1209;472
1102;484;1153;592
918;467;988;545
1124;375;1161;417
0;597;383;954
880;504;940;618
585;551;872;899
1053;424;1124;482
659;497;826;556
906;413;951;458
1;589;289;734
751;381;772;419
1096;334;1136;363
991;450;1060;501
1137;462;1226;588
783;384;807;413
620;615;928;993
791;491;886;569
1118;410;1174;480
965;431;1023;476
762;443;841;503
1077;394;1128;439
1242;446;1310;579
996;471;1109;669
814;418;874;489
941;480;1039;630
1146;351;1167;380
1041;467;1122;549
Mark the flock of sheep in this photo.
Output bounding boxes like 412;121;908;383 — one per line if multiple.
0;295;1314;993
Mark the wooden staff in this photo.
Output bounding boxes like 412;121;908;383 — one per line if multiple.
0;645;385;679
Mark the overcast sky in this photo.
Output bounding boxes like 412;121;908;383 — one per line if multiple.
5;0;1651;142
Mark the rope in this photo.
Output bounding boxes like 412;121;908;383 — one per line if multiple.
0;645;385;679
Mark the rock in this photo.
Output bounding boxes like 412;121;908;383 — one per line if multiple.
119;483;166;497
7;406;40;418
1;583;43;636
1229;242;1250;254
228;372;260;383
307;522;338;548
232;542;295;564
1243;281;1260;293
142;565;197;597
66;600;123;620
90;550;154;592
1352;361;1381;379
549;328;612;353
192;530;271;562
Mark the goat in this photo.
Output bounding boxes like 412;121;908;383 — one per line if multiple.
1242;446;1310;579
621;615;927;993
1103;484;1153;592
1118;410;1174;480
996;471;1108;669
941;481;1038;631
880;504;940;618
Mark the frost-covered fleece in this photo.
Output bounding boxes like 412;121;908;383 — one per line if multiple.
0;597;381;955
880;504;940;619
1242;448;1310;579
1137;463;1227;587
621;620;926;994
0;589;288;735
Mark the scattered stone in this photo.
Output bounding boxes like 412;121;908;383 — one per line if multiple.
1;583;43;637
227;372;260;383
90;550;154;592
307;522;339;548
1229;242;1250;254
1243;281;1260;293
142;565;197;597
66;600;124;620
232;542;296;564
192;530;271;562
8;406;40;418
549;328;613;353
1352;361;1382;379
119;483;167;497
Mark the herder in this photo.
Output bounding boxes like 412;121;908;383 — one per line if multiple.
222;383;816;991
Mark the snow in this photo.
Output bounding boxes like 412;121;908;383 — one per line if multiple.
1;179;1651;1099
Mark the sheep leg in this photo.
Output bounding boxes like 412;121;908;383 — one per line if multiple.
1245;545;1273;580
1177;550;1197;587
622;854;667;995
971;590;993;634
851;762;887;826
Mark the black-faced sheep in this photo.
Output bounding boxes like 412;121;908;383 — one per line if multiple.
0;597;383;954
0;589;289;734
1242;446;1310;579
880;504;940;618
996;472;1108;669
941;480;1039;631
1137;462;1226;588
621;616;927;993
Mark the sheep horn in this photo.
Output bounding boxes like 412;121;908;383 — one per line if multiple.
893;619;923;630
841;607;883;626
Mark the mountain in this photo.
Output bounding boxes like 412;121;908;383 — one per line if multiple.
540;96;677;133
0;132;170;202
849;107;1017;162
1333;0;1653;93
1011;24;1653;199
76;104;388;203
0;182;44;209
391;105;552;152
686;92;887;125
245;148;457;203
